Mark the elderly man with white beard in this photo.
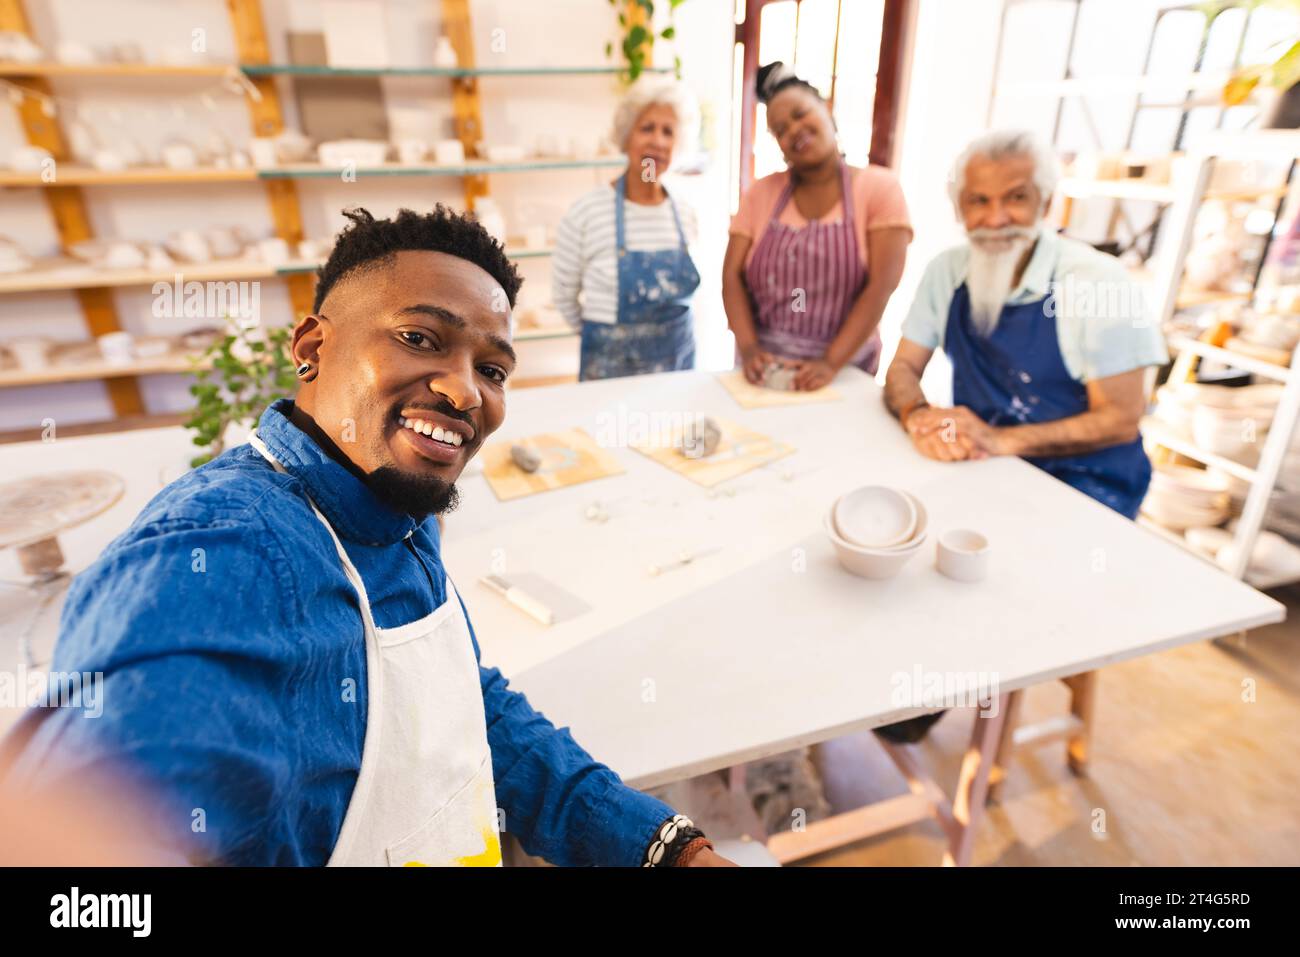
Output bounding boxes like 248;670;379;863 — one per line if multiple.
884;129;1168;520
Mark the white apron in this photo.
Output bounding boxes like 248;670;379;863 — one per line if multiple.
249;433;501;867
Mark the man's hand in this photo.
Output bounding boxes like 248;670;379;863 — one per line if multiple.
911;427;981;462
792;357;839;391
939;406;1006;457
903;404;954;438
684;847;739;867
903;405;995;461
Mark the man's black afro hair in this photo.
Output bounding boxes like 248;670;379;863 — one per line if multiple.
311;205;523;313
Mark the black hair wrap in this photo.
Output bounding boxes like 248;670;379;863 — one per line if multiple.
755;60;819;104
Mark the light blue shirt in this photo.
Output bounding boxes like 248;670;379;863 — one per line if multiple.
901;230;1169;382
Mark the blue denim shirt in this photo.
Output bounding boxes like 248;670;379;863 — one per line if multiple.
4;399;672;865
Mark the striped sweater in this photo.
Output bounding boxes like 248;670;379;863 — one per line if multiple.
551;183;699;326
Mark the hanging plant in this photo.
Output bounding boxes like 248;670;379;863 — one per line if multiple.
605;0;687;83
185;316;298;467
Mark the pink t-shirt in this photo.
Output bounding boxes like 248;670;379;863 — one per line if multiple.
729;164;912;269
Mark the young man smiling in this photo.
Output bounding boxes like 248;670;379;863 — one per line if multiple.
3;207;731;868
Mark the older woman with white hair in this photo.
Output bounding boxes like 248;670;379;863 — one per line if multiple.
552;77;701;380
884;128;1169;521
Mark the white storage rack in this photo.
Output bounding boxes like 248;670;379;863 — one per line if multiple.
1143;130;1300;588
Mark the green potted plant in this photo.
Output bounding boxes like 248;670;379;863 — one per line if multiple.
185;317;298;467
605;0;687;82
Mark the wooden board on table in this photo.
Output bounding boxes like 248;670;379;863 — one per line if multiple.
481;428;624;501
716;369;842;409
630;417;794;488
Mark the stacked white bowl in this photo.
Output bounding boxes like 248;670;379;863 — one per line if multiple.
824;485;928;579
1140;462;1231;530
1190;384;1278;464
1150;381;1279;468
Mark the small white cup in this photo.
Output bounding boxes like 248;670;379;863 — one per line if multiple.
249;137;278;169
161;142;198;171
97;331;136;365
8;337;52;370
936;529;990;583
397;139;427;165
434;139;465;166
91;149;126;172
256;237;290;266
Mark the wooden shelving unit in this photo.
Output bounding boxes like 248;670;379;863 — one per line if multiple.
0;0;620;423
0;248;555;295
257;157;625;179
1;0;144;417
0;61;236;77
0;259;297;294
0;157;626;187
0;353;208;388
0;165;259;186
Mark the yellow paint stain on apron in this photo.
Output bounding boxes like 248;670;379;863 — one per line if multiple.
399;827;501;868
456;825;503;867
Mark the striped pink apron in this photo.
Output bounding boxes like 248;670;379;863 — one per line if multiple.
743;161;879;374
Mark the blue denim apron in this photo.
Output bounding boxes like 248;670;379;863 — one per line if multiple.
945;283;1151;519
578;175;701;381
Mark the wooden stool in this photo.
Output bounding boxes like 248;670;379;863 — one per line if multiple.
986;671;1098;804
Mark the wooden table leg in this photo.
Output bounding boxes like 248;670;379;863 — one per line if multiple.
942;695;1009;867
986;688;1024;805
1064;671;1098;776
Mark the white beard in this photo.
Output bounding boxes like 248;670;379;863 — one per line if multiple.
965;226;1039;337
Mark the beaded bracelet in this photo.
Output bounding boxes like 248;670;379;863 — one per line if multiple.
641;813;710;867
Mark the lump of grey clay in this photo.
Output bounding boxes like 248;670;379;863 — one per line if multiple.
680;416;722;460
510;443;542;473
763;362;796;391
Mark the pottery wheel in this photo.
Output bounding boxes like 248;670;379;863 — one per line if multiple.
0;470;124;577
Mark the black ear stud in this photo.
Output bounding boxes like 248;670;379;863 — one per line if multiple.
296;362;312;377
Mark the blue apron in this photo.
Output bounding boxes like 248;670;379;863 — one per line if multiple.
945;283;1151;519
579;175;701;381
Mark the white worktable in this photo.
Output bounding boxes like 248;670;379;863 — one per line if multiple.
438;368;1285;791
1;368;1285;795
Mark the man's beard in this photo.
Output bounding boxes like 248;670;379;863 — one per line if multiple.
366;465;460;519
965;225;1039;337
